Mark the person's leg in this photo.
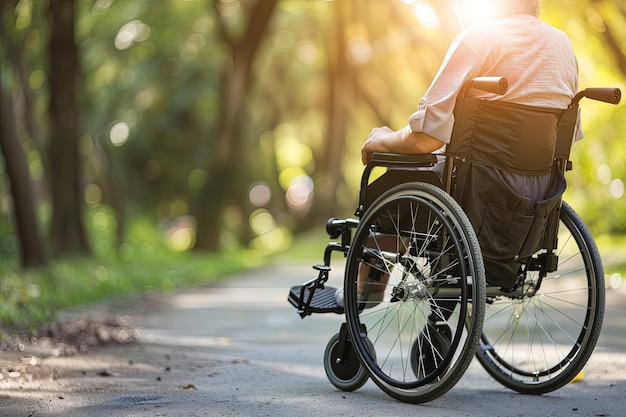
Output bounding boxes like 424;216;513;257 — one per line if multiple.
357;234;416;306
336;234;401;307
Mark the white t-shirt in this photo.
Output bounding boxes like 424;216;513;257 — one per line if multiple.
409;14;580;144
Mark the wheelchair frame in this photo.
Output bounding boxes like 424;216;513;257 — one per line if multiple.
288;78;621;403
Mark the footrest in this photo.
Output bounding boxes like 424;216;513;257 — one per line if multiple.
288;285;344;315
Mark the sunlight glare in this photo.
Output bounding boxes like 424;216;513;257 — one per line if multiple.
414;3;440;28
457;0;495;26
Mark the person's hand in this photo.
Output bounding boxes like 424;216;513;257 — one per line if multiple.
361;126;394;165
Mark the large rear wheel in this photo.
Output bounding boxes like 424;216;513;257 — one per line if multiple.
476;201;605;394
344;182;486;403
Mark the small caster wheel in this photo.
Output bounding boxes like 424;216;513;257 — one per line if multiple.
323;333;370;391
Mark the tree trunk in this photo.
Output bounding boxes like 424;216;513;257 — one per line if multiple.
194;0;278;251
305;0;354;229
47;0;90;256
0;81;47;268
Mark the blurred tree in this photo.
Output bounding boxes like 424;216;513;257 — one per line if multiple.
304;0;353;228
192;0;278;251
48;0;90;256
0;0;47;268
0;76;47;267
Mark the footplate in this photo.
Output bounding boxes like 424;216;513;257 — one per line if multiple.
288;285;344;316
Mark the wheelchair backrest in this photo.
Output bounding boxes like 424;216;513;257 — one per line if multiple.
445;96;568;262
446;98;562;175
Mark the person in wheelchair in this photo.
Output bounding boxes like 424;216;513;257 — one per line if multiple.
358;0;582;295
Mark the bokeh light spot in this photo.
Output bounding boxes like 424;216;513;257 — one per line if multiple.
95;264;108;282
188;169;207;190
85;183;103;206
110;122;130;146
609;178;624;199
249;182;272;207
286;175;314;210
115;20;151;50
29;70;45;90
119;242;134;261
609;273;622;290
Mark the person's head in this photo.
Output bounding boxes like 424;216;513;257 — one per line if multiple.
493;0;540;18
451;0;540;29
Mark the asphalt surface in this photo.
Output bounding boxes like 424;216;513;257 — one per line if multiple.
0;262;625;417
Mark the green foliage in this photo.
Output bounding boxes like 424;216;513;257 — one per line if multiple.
541;0;626;236
0;212;262;333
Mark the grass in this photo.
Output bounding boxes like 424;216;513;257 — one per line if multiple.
271;228;332;262
0;248;263;337
0;220;331;337
0;207;320;338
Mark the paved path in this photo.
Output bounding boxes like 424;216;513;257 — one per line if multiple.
0;262;625;416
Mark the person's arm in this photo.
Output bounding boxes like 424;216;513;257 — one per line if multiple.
360;125;445;165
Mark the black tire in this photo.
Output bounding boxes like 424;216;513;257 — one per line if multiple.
476;201;605;394
410;323;452;377
323;333;370;392
344;182;486;403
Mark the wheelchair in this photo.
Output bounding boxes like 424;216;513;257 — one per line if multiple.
288;77;621;403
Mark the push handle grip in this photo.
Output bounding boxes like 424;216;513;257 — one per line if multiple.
578;88;621;105
469;77;508;96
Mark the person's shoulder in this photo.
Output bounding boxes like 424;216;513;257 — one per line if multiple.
460;16;568;43
456;16;517;41
454;20;501;48
534;19;574;49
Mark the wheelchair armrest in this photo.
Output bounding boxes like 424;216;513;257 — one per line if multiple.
357;153;440;217
370;152;438;168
